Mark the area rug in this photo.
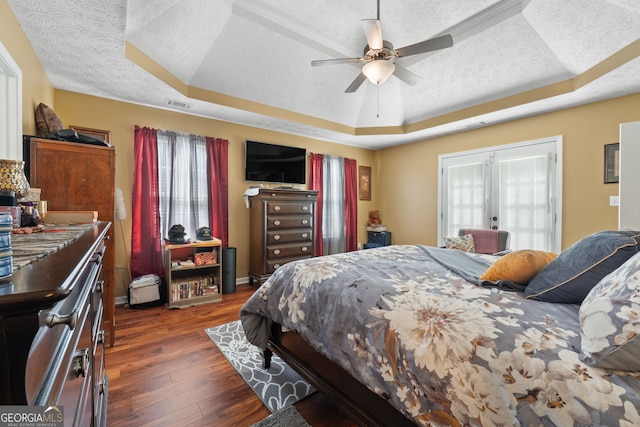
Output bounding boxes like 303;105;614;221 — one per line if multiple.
251;405;311;427
205;320;315;413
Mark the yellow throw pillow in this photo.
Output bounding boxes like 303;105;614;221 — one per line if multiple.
480;249;557;285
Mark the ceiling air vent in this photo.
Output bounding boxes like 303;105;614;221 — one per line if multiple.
165;99;192;109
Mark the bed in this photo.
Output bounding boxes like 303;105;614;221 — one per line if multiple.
240;232;640;426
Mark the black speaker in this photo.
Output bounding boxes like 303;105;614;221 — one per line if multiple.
222;247;237;294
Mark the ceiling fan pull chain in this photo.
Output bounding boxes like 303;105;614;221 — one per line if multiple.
377;84;380;118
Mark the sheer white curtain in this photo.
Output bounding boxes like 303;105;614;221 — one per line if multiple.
446;161;488;236
322;155;345;255
157;130;209;241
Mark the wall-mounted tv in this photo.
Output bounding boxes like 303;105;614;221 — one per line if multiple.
245;140;306;184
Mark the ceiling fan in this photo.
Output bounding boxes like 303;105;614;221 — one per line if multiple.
311;1;454;93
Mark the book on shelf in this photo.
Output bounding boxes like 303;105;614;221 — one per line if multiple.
170;276;218;301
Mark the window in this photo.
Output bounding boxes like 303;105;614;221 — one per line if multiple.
157;131;209;240
322;155;345;255
439;136;563;252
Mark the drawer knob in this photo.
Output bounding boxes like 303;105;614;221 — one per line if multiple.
274;205;281;211
97;330;105;344
302;247;308;252
274;264;281;269
273;235;281;241
73;348;89;378
273;249;281;255
46;310;78;330
302;219;308;225
301;233;308;238
301;206;308;211
273;220;281;226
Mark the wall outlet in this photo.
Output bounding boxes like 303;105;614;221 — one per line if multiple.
610;195;620;206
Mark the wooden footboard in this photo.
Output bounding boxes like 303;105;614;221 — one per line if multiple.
266;324;416;427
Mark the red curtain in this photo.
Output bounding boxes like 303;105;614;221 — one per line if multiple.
206;137;229;246
131;126;164;279
309;153;324;256
344;158;358;252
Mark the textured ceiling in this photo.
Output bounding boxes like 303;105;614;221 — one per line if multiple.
8;0;640;149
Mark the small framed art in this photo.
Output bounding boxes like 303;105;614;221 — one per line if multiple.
604;143;619;184
359;166;371;200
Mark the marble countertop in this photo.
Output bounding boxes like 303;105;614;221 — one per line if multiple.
10;223;97;271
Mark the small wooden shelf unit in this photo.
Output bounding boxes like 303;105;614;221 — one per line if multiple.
163;239;222;308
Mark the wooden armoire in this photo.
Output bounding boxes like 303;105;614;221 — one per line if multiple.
26;137;117;346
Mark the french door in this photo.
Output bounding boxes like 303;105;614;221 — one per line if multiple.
438;136;563;252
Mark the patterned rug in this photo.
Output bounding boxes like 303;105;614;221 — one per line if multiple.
205;320;315;413
251;405;311;427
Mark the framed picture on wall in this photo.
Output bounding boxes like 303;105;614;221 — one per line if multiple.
359;166;371;200
604;143;619;184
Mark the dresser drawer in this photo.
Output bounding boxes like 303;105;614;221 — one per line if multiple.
266;201;313;215
266;243;312;260
267;229;312;244
25;262;98;404
266;256;312;273
266;215;312;229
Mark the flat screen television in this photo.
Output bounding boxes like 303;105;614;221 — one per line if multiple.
245;140;306;184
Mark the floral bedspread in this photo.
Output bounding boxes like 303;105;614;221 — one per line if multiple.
239;245;640;426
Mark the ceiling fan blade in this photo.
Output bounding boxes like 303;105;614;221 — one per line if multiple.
395;34;453;58
311;57;362;67
392;64;421;86
345;73;367;93
361;19;383;50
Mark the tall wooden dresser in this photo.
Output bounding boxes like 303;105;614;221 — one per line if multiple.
26;138;117;347
249;189;318;285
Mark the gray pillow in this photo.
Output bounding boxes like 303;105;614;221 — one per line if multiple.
579;251;640;370
525;230;640;303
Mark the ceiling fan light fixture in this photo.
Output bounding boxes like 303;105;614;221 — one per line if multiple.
362;60;395;84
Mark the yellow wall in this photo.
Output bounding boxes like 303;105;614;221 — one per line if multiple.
4;1;640;299
376;92;640;250
0;0;54;135
53;91;376;297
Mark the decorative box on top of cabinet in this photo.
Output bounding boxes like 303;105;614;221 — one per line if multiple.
248;189;318;285
163;239;223;308
26;137;117;347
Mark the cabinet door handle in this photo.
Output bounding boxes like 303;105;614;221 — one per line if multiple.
301;247;308;252
301;219;308;225
73;348;89;378
274;205;281;211
273;249;281;255
46;310;78;330
273;220;281;226
301;206;308;211
99;379;107;395
301;233;308;238
273;235;281;240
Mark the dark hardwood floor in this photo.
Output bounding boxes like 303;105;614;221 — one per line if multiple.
106;284;358;426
